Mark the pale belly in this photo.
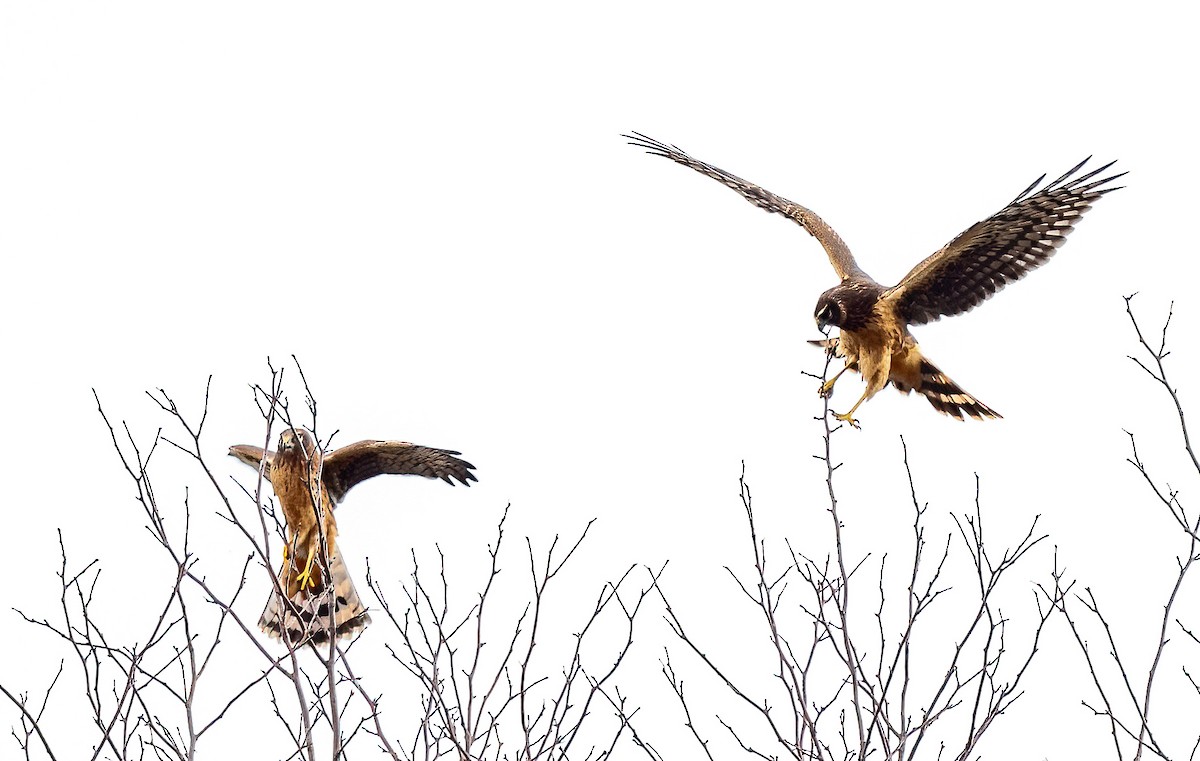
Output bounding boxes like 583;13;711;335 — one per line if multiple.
836;318;921;392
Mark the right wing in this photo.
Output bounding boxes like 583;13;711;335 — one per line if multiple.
321;440;477;504
880;157;1123;325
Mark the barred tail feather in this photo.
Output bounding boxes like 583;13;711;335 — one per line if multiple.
915;359;1001;421
260;544;371;645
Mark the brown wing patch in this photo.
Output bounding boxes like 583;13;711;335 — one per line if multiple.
322;440;477;503
625;132;872;282
883;158;1123;325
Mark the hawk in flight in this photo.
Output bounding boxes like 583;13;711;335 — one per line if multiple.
230;428;476;644
627;132;1123;425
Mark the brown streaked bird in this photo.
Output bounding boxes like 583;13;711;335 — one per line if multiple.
229;428;476;644
626;132;1123;425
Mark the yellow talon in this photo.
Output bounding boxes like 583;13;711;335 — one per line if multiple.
294;554;318;590
833;410;861;429
819;378;837;399
819;365;849;399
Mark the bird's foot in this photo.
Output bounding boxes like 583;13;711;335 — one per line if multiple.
832;410;861;429
819;378;837;399
295;556;318;590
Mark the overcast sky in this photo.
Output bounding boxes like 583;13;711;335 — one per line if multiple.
2;2;1197;758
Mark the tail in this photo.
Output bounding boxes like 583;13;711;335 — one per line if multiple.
260;543;371;645
913;358;1001;421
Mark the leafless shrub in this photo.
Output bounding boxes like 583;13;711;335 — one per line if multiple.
1;361;653;760
640;349;1064;761
9;308;1199;761
1055;297;1200;761
366;507;661;760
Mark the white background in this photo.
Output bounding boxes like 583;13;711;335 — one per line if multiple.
2;2;1198;758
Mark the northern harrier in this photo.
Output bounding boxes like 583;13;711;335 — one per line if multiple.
230;428;476;643
627;132;1123;425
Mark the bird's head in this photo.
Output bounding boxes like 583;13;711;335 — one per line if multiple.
278;427;316;458
814;292;846;333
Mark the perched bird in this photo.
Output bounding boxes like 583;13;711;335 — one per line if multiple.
627;132;1123;425
230;428;476;644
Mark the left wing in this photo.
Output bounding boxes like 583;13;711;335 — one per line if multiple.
882;158;1124;325
321;441;477;503
229;445;274;478
625;132;872;282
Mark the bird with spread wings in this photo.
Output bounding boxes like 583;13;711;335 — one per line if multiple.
230;428;476;644
627;133;1123;425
